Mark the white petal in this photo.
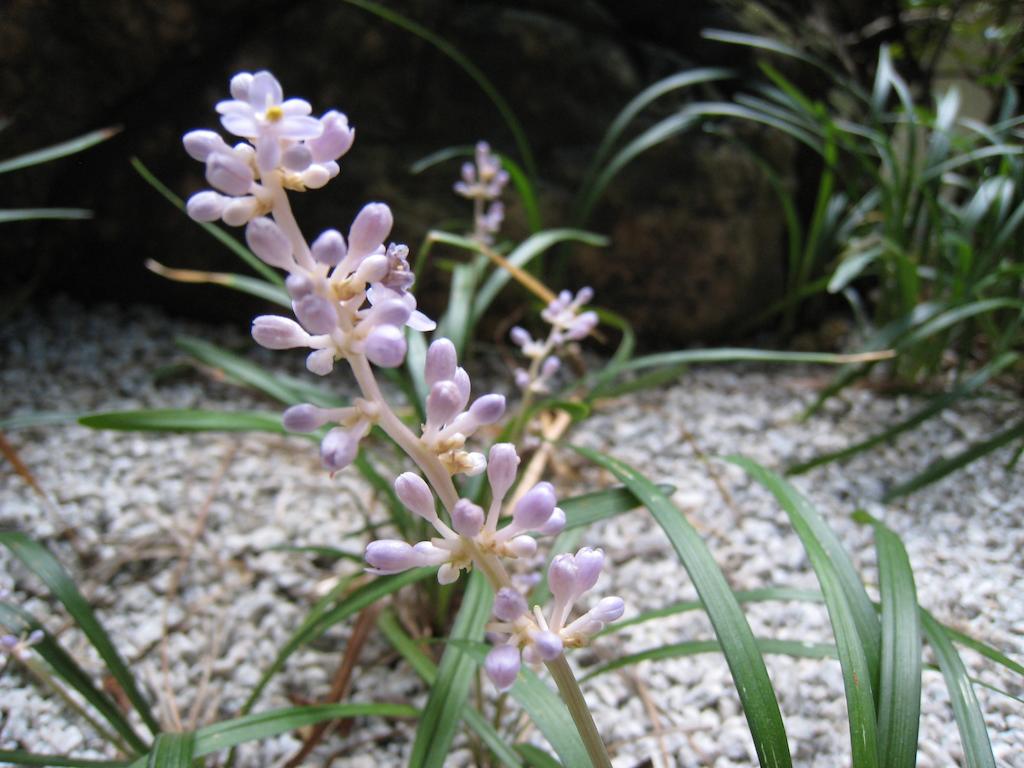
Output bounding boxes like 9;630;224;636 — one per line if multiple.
249;71;283;108
215;99;252;115
280;98;313;116
220;113;258;138
279;115;324;140
407;310;436;332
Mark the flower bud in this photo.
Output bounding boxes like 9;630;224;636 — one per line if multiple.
437;562;461;585
365;539;420;573
462;452;487;476
183;130;227;162
348;202;393;257
451;499;484;537
320;426;359;471
589;596;625;624
356;253;389;284
573;547;604;595
222;196;260;226
185;191;226;222
308;110;355;162
282;143;312;172
509;326;532;348
306;348;335;376
229;72;253;101
507;535;537;559
537;507;566;536
484;645;520;692
363;324;406;368
426;380;462;427
452;367;471;411
548;554;578;602
541;356;561;379
394;473;437;523
512;483;557;531
252;316;311;350
486;444;519;503
286;273;314;300
566;311;598;340
425;339;458;386
514;369;531;390
493;587;527;622
369;298;412;328
282;403;329;432
312;229;347;267
576;286;595;305
530;630;564;661
293;294;336;335
301;164;331;189
469;394;505;425
206;151;253;196
246;217;294;269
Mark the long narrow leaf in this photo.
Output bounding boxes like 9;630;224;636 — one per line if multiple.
726;459;878;766
0;208;93;223
78;409;286;434
921;613;996;768
376;610;525;768
409;571;493;767
145;733;194;768
0;753;130;767
0;127;118;174
0;533;159;736
573;446;791;768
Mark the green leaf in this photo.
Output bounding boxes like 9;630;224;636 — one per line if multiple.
409;571;493;767
0;208;93;223
727;459;878;767
239;569;431;715
146;733;195;768
438;261;478;357
471;229;608;322
866;514;921;768
582;637;837;680
131;158;283;286
883;419;1024;501
0;127;118;174
376;610;526;768
0;603;145;754
921;612;996;768
192;703;417;756
0;411;84;430
176;336;343;408
585;308;636;399
78;409;286;434
341;0;537;180
617;347;881;373
516;745;562;768
559;485;671;531
0;533;159;737
454;642;590;768
827;245;884;293
573;447;791;768
0;752;131;767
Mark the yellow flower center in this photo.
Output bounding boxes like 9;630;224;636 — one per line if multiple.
265;105;284;122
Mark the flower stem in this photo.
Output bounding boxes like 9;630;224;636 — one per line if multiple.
545;654;612;768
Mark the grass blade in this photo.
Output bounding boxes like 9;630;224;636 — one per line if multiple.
921;613;996;768
145;733;195;768
0;208;93;223
78;409;286;434
573;446;791;768
192;703;417;757
0;127;118;174
409;571;493;767
726;458;881;767
882;419;1024;501
376;610;525;768
438;261;477;357
864;513;921;768
618;347;892;374
454;641;590;768
0;603;146;753
582;637;837;681
145;260;290;308
0;753;130;767
239;569;431;715
0;532;159;737
516;745;561;767
130;158;283;286
471;229;608;322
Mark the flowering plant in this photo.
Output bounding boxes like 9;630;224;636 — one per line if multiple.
1;59;1017;768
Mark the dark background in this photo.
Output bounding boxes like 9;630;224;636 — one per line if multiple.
3;0;1020;346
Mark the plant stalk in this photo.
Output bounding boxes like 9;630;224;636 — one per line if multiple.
545;654;612;768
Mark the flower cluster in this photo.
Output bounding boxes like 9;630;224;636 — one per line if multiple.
454;141;508;243
511;287;599;393
184;71;355;226
420;339;506;476
1;628;43;662
485;547;625;690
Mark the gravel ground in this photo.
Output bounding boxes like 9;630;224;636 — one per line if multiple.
1;299;1022;767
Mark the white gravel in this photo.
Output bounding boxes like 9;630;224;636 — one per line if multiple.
1;299;1021;767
